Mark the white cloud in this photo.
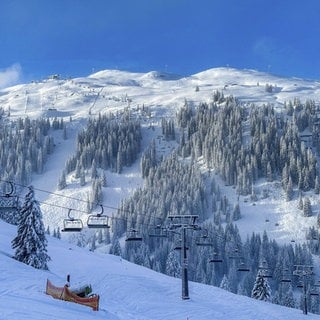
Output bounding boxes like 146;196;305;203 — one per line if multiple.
0;64;22;88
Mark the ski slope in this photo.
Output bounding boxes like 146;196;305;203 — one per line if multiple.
0;219;318;320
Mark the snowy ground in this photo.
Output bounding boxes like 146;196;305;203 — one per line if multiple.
0;219;318;320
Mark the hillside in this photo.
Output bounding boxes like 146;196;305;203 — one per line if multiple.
1;67;319;243
1;67;320;317
0;219;319;320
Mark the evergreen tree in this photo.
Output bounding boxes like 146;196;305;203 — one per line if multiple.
80;169;86;186
297;193;303;210
285;177;293;201
220;274;231;292
317;213;320;228
91;159;98;180
232;203;241;221
282;285;296;308
165;250;181;278
102;171;107;187
109;237;122;256
251;270;271;301
315;176;320;195
11;186;50;270
90;233;96;251
58;170;67;190
56;227;61;239
303;197;312;217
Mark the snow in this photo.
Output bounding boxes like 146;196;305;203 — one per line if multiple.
0;219;318;320
1;67;320;318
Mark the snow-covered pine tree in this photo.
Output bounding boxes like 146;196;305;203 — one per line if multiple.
109;237;122;256
285;176;293;201
58;170;67;190
11;186;50;270
165;250;181;278
90;233;96;251
232;203;241;221
220;274;231;292
303;197;312;217
251;269;271;301
281;285;296;308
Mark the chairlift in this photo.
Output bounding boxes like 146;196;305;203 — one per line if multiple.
228;248;249;271
61;209;83;232
228;248;240;259
87;205;110;229
209;252;223;263
125;228;142;242
149;224;168;238
237;261;250;272
280;268;292;283
259;260;272;278
0;181;19;209
173;238;189;251
195;229;214;247
167;214;199;230
2;181;15;196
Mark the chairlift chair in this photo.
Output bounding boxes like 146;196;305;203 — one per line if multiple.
209;252;223;263
87;205;110;229
237;261;250;272
195;229;214;247
0;181;19;210
167;214;199;230
259;260;272;278
61;209;83;232
310;290;319;297
280;268;292;283
125;229;142;242
228;248;241;260
261;271;272;278
149;224;168;238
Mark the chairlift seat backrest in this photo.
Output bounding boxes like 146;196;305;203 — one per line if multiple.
61;208;83;232
87;215;110;228
149;226;167;238
126;229;142;241
62;219;83;232
237;262;250;272
195;229;213;246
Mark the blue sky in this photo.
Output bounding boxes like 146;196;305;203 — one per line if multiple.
1;0;320;84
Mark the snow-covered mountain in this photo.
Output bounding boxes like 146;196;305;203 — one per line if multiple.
1;67;320;243
1;67;320;319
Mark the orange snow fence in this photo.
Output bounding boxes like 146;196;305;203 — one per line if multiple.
46;279;99;311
